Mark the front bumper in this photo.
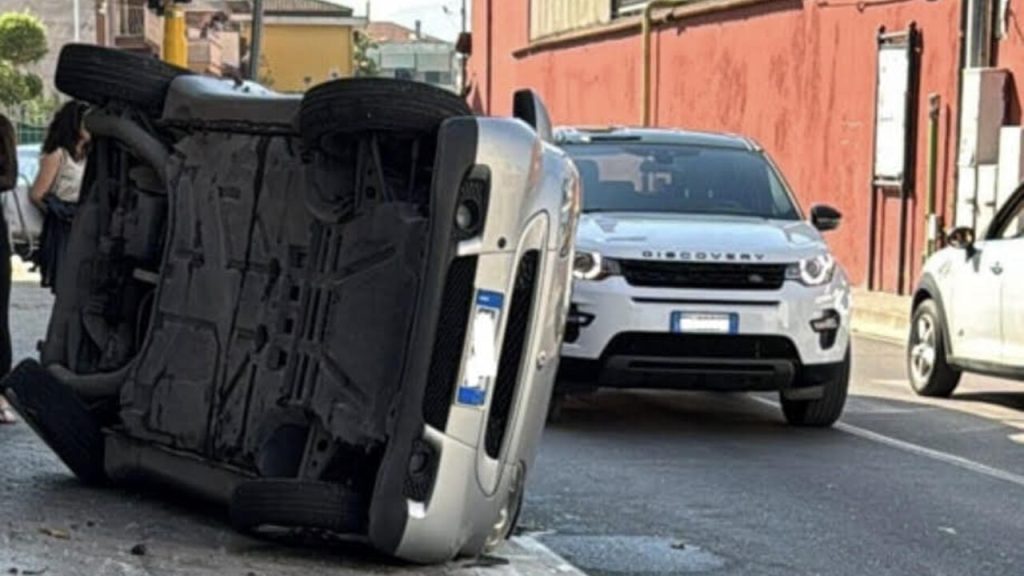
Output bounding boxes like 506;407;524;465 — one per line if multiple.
560;274;851;390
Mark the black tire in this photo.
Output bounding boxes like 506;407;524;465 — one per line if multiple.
908;300;962;397
2;360;107;485
230;479;366;535
781;347;851;428
300;78;471;150
55;44;191;115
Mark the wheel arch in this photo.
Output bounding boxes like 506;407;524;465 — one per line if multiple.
913;274;954;356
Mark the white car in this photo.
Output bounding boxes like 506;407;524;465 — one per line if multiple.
556;127;852;427
2;144;43;259
909;183;1024;396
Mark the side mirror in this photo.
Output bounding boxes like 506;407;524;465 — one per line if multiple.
513;89;553;143
810;204;842;232
456;32;472;56
946;226;976;250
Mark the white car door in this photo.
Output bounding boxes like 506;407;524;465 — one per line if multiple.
946;240;1004;364
986;190;1024;367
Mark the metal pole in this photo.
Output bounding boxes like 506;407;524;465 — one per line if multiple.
250;0;265;81
73;0;80;42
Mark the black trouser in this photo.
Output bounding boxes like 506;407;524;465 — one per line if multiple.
0;212;11;376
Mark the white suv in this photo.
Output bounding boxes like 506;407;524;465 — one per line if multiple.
556;127;852;427
909;183;1024;397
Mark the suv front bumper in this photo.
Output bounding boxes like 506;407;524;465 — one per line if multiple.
560;274;851;391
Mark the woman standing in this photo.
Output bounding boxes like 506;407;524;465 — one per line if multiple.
0;113;18;424
30;101;89;292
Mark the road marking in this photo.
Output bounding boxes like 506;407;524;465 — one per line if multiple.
749;396;1024;490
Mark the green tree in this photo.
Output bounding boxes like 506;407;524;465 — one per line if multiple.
0;12;46;106
353;30;378;78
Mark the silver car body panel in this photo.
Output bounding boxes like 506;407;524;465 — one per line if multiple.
395;118;578;562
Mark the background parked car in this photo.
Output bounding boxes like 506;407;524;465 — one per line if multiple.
909;182;1024;397
2;144;43;260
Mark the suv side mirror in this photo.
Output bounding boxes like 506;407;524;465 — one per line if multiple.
810;204;842;232
513;89;553;143
946;226;976;250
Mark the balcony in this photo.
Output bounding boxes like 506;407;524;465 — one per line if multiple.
113;1;163;56
188;31;224;76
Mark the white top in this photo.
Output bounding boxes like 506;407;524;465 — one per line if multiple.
52;149;84;203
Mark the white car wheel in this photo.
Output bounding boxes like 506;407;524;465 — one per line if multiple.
907;300;961;397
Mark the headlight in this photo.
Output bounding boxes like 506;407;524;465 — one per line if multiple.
786;254;836;286
572;251;620;281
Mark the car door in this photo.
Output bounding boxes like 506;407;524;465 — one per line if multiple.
986;188;1024;368
946;238;1004;364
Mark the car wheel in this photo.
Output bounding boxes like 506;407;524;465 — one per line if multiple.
55;44;192;115
780;346;850;428
229;479;367;535
907;299;961;397
2;360;107;485
299;78;471;151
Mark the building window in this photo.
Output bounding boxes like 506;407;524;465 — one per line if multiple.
529;0;610;39
395;68;415;81
612;0;650;17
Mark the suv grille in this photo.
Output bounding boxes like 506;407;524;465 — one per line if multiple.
619;260;787;290
604;333;799;362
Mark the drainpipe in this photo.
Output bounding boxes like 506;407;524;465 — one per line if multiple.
925;93;941;261
642;0;689;127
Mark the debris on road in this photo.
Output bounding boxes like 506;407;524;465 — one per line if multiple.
130;543;148;556
37;528;68;540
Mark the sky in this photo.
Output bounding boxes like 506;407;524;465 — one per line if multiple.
333;0;471;42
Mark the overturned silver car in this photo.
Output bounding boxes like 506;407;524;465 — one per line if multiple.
2;45;579;563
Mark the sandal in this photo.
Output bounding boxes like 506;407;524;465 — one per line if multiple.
0;397;18;424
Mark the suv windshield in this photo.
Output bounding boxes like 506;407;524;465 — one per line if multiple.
565;143;801;220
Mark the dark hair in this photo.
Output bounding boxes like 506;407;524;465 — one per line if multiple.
0;113;17;192
42;101;89;159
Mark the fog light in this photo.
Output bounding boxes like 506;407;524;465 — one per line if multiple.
563;304;594;344
811;313;840;332
810;310;841;350
455;199;481;234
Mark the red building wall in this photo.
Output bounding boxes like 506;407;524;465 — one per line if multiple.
469;0;964;293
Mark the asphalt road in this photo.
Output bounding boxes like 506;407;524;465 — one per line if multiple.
524;337;1024;576
5;281;1024;575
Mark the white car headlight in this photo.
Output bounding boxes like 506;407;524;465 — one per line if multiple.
572;251;621;281
573;251;603;280
786;254;836;286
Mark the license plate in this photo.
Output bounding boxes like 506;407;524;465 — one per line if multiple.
671;312;738;334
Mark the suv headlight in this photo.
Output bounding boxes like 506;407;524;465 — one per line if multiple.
786;254;836;286
573;251;620;280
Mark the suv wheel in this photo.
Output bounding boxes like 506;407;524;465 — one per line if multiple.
55;44;192;115
908;300;961;397
780;346;850;428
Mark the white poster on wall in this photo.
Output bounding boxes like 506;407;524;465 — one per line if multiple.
873;44;910;184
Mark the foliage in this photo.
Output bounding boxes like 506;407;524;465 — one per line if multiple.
0;12;47;65
0;12;47;106
353;30;379;78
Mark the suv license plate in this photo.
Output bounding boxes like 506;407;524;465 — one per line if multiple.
672;312;738;334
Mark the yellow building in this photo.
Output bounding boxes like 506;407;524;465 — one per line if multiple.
234;0;364;92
